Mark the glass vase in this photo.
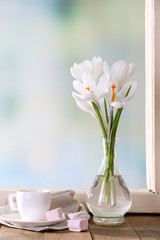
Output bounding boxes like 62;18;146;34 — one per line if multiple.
86;137;132;225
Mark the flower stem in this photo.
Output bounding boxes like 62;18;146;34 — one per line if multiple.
91;101;107;138
108;106;113;137
100;87;132;207
110;108;123;140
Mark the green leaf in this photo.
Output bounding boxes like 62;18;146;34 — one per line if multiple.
110;108;123;139
104;99;109;124
110;85;132;139
110;108;113;132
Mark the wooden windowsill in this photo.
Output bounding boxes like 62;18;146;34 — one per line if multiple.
0;214;160;239
0;188;160;213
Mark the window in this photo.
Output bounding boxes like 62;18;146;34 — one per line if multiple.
0;0;159;212
0;0;145;189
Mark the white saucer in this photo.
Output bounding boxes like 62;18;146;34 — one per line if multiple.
0;212;65;227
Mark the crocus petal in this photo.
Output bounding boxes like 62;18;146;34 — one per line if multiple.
110;60;129;89
83;60;93;72
72;92;95;117
73;80;88;95
127;63;135;78
105;86;112;104
72;92;92;102
82;72;96;91
74;97;92;113
103;61;110;77
117;80;134;100
96;76;110;100
83;93;96;101
117;80;137;101
73;91;97;102
92;56;103;80
98;90;110;100
97;74;108;93
110;101;125;109
70;64;82;81
98;98;104;106
92;56;102;64
120;81;137;103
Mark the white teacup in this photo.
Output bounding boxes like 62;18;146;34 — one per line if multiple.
8;189;51;221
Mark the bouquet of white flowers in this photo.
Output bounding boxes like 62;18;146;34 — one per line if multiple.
71;56;137;181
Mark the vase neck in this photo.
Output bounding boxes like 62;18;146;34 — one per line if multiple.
102;137;117;158
98;137;119;176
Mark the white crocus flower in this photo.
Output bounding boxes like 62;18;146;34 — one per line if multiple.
71;56;104;83
106;60;137;109
71;57;109;116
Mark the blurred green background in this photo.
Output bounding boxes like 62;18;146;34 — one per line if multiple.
0;0;145;188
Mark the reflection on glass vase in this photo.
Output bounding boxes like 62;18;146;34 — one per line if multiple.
86;137;132;225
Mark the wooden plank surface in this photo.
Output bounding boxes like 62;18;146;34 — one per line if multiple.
0;215;160;240
0;226;92;240
45;229;92;240
0;226;45;240
126;214;160;240
89;217;139;240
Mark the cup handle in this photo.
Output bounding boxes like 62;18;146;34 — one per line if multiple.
8;194;18;211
